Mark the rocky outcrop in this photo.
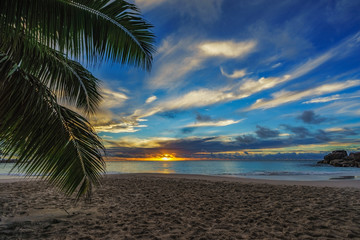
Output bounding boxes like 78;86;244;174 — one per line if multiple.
318;150;360;167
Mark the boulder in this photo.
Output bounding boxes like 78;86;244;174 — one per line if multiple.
317;150;360;168
349;152;360;161
324;150;347;162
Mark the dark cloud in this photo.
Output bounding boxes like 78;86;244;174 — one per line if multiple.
314;129;331;141
236;135;257;144
196;113;212;122
255;125;280;138
105;124;360;160
160;111;178;119
297;110;326;124
282;125;311;138
336;127;357;136
181;127;196;134
106;141;326;160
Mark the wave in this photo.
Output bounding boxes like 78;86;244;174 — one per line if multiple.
222;170;360;176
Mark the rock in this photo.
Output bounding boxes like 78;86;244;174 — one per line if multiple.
349;152;360;161
324;150;347;162
329;159;345;167
318;150;360;168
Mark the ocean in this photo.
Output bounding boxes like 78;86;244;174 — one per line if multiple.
2;160;360;181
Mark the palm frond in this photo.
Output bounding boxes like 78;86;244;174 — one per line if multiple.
0;0;156;70
0;52;105;199
0;30;102;114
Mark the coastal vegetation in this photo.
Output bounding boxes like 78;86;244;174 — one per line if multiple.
0;0;155;198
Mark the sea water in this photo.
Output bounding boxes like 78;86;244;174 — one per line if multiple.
2;160;360;181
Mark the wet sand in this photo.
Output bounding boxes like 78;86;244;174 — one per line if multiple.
1;173;360;239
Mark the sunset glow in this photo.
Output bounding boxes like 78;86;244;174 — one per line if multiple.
95;1;360;161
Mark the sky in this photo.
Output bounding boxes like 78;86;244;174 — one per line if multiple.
89;0;360;161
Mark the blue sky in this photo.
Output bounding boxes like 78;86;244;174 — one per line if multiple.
89;0;360;160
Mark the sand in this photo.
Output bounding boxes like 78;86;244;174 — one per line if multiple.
1;174;360;239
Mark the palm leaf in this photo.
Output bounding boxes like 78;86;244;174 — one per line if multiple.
0;0;156;198
0;30;102;114
0;0;155;70
0;52;105;199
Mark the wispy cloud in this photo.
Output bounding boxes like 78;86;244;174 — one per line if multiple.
220;67;246;79
94;118;147;133
148;37;257;89
271;62;282;68
186;119;243;127
199;40;256;58
247;80;360;110
126;31;360;123
303;92;360;104
303;94;341;104
317;100;360;116
145;95;157;104
98;88;128;109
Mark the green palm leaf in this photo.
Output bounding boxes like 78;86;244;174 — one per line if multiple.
1;30;102;114
0;0;155;70
0;0;155;199
0;52;105;199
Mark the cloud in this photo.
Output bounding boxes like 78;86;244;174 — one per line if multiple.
325;127;357;136
179;114;242;134
196;113;212;122
159;111;178;119
220;67;246;79
248;80;360;110
94;118;147;133
90;110;148;134
181;127;196;134
271;62;282;68
314;129;331;141
135;0;224;23
100;88;128;109
148;37;256;89
148;37;203;89
303;92;360;104
129;32;360;122
159;88;237;110
235;135;257;144
281;124;359;143
317;100;360;116
303;94;341;104
135;76;289;118
145;95;157;104
255;125;280;139
105;131;360;160
177;0;224;23
281;125;312;138
187;119;243;128
288;52;335;80
199;40;257;58
297;110;327;124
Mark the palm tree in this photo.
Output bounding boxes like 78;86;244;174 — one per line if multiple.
0;0;155;199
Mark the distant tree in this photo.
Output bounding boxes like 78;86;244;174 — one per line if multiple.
0;0;155;199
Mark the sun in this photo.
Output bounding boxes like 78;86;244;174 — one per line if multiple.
159;154;174;161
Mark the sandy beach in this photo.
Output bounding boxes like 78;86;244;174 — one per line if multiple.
1;174;360;239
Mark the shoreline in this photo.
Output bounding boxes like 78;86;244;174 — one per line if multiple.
1;172;359;188
106;173;360;189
